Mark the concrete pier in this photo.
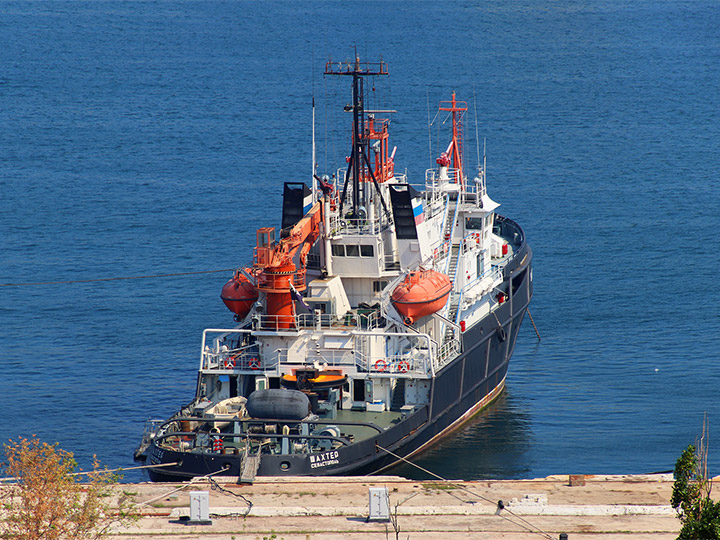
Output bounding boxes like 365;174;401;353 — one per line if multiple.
107;474;681;539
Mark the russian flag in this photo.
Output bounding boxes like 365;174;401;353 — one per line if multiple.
303;192;313;215
412;200;424;226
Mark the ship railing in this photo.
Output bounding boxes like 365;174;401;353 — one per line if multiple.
155;415;384;455
273;332;437;376
276;348;357;368
362;310;384;331
335;168;407;186
437;338;461;367
250;312;359;332
353;330;437;377
459;265;503;296
432;239;452;266
425;168;488;203
431;231;479;272
354;352;432;376
256;270;306;290
460;231;482;254
425;168;461;191
200;328;278;373
494;215;525;247
329;213;385;235
252;314;298;331
296;312;361;330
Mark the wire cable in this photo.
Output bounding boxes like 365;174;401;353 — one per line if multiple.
375;443;557;540
0;268;235;287
208;475;253;517
0;461;181;483
136;465;233;508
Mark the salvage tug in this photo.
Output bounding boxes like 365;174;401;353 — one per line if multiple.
137;59;533;481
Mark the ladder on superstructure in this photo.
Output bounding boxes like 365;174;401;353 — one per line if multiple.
442;194;463;344
438;93;468;345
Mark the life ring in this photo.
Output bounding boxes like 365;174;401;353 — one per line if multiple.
248;358;260;370
397;361;410;373
374;359;387;372
224;356;236;369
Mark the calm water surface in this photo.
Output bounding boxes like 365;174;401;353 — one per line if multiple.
1;1;719;482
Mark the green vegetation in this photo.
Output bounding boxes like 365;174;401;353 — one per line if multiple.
0;436;135;540
672;425;720;539
422;482;459;491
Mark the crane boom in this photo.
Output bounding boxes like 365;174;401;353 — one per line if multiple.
252;199;324;329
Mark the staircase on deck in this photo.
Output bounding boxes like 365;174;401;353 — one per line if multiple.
442;194;463;344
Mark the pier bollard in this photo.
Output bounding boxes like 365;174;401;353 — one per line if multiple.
559;533;569;540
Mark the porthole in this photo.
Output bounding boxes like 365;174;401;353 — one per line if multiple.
280;461;291;471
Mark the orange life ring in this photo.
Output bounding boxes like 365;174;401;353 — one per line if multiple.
248;358;260;370
398;361;410;373
224;356;236;369
374;359;387;372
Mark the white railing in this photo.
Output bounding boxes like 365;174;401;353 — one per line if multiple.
437;338;461;367
200;325;457;379
425;168;461;189
276;348;356;368
329;214;384;235
424;168;488;205
461;265;503;295
251;313;360;332
200;328;268;372
354;331;438;377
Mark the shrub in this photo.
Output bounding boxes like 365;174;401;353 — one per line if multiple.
0;436;134;540
672;440;720;539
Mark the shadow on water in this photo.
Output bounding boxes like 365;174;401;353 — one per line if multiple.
387;391;533;481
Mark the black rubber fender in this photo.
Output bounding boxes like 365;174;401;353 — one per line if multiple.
246;388;311;420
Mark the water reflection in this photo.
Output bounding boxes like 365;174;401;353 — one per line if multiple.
389;390;533;481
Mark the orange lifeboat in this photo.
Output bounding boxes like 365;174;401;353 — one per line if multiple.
220;269;258;318
280;369;347;391
391;269;452;324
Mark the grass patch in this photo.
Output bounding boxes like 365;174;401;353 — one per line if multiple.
422;482;459;491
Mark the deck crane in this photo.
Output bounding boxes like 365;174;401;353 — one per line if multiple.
253;199;324;329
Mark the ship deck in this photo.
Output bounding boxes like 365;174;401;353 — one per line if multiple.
333;408;405;442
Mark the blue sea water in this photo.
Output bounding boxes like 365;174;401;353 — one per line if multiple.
1;1;719;483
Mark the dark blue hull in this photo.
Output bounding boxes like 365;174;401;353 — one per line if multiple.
148;220;532;481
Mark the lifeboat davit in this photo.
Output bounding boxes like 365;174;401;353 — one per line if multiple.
220;269;258;318
391;269;452;324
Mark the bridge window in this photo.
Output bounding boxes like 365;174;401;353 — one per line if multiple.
346;245;359;257
465;217;483;230
360;245;374;257
332;244;345;257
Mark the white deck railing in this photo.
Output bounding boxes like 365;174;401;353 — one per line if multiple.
199;326;459;379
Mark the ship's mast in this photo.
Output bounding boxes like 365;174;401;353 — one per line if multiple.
439;93;467;187
325;57;388;220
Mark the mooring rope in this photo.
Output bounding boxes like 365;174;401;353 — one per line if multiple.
135;465;234;508
375;443;557;540
0;269;235;287
0;461;181;483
